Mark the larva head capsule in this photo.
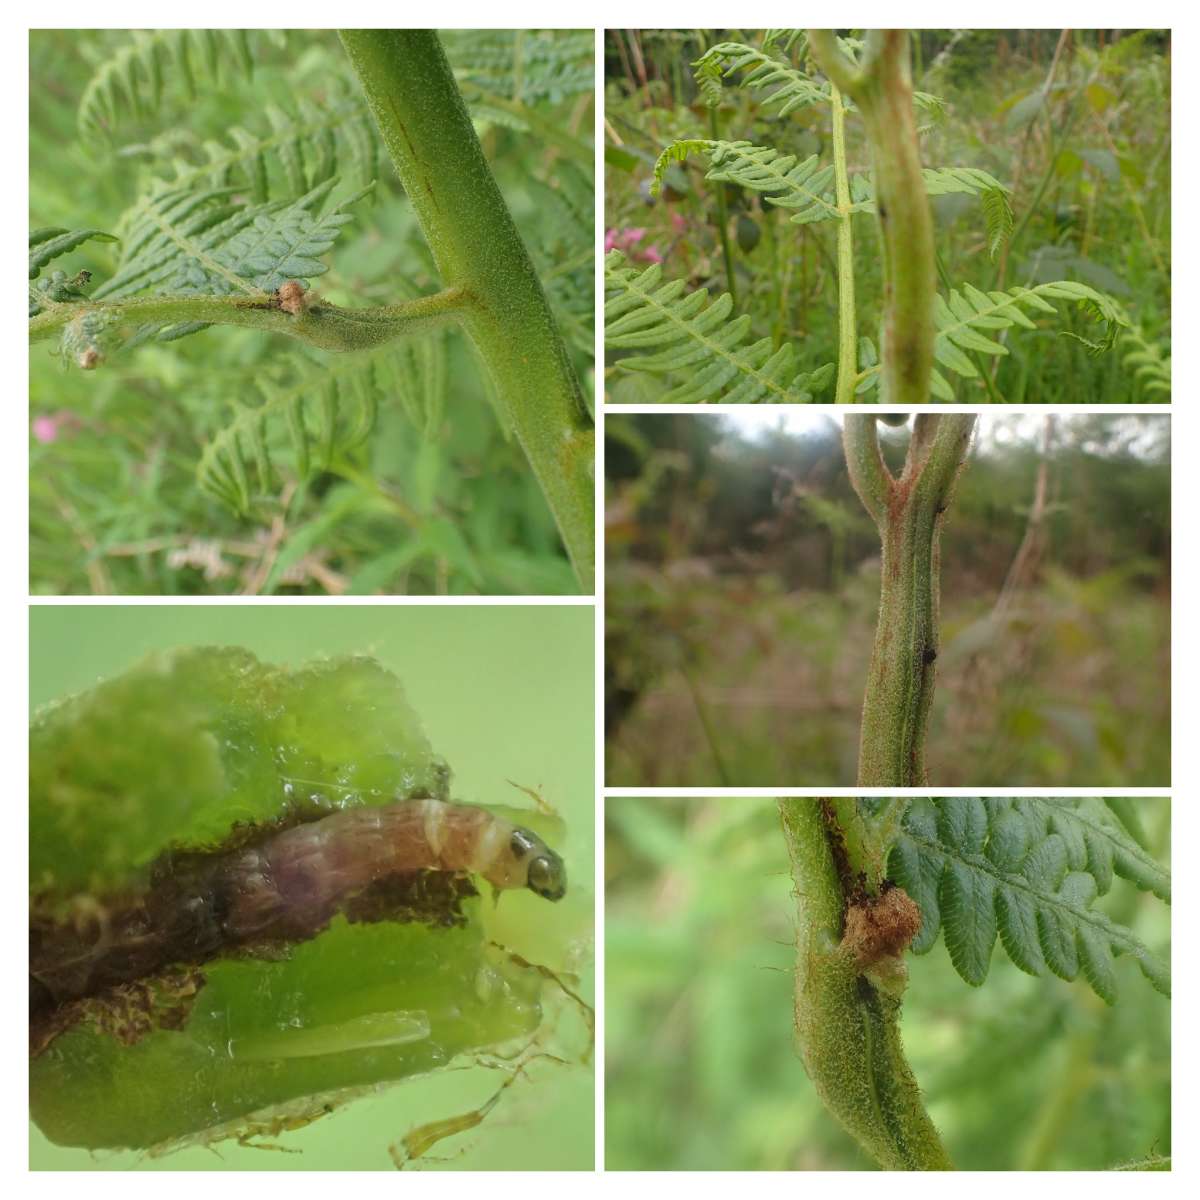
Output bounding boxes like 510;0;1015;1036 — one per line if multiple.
509;827;567;902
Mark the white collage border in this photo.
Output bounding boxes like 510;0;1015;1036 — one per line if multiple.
8;4;1191;1193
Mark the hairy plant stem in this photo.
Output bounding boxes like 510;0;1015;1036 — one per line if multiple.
809;30;935;405
828;81;858;404
339;29;595;592
844;415;976;786
28;290;469;353
778;799;952;1170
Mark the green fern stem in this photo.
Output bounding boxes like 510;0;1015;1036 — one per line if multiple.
28;289;468;355
829;81;857;405
339;29;595;592
809;31;935;405
844;415;975;786
707;105;738;308
778;799;952;1171
825;798;909;892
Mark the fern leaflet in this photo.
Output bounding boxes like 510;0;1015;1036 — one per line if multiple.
78;30;268;139
29;228;118;280
197;334;446;514
1121;325;1171;398
652;140;841;224
442;29;595;104
29;228;117;317
81;178;371;347
524;159;595;359
692;42;828;115
858;280;1128;400
857;166;1013;258
130;89;379;205
888;798;1170;1003
654;141;1012;248
605;250;833;403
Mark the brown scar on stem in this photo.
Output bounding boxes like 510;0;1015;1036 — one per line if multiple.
840;886;922;968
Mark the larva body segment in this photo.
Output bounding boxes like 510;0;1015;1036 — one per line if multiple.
31;799;565;1021
226;799;566;943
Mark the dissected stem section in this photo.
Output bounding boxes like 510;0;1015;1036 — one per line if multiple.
778;799;952;1170
808;30;935;404
339;29;595;591
844;415;976;785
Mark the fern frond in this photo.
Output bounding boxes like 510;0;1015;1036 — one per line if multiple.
656;143;1010;242
692;52;726;107
29;228;118;280
134;90;378;204
979;188;1014;261
652;139;842;225
442;29;594;104
524;160;594;357
857;166;1014;259
858;279;1128;400
605;251;833;403
691;42;827;115
88;178;371;343
78;30;268;139
648;140;713;197
761;30;806;55
888;798;1170;1003
1121;326;1171;398
29;228;118;317
197;335;446;514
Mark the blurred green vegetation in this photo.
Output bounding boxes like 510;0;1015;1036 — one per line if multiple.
30;30;593;595
605;29;1170;403
605;797;1170;1171
29;605;594;1170
606;413;1169;786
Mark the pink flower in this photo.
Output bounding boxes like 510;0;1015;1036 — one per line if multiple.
607;226;664;264
669;211;688;233
607;227;650;254
32;415;61;444
32;410;84;444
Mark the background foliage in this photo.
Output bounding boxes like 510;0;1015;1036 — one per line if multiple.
606;413;1170;786
30;29;594;595
605;797;1170;1171
605;29;1170;403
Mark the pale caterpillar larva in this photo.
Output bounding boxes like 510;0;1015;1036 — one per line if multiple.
30;798;565;1035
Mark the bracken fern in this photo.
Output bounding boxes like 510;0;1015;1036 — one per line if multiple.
605;250;834;402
